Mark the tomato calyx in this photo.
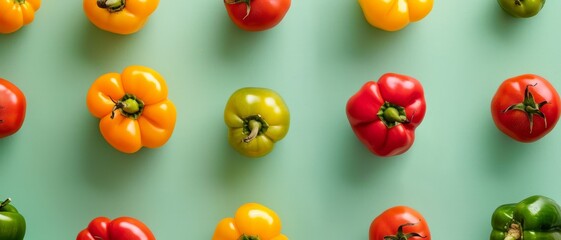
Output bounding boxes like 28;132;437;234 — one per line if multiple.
238;234;260;240
384;222;426;240
503;83;549;134
378;102;410;128
224;0;252;19
97;0;126;13
504;222;522;240
242;114;269;143
109;94;144;120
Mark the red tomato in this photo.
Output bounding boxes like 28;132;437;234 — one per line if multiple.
224;0;291;31
369;206;430;240
491;74;561;142
0;78;26;138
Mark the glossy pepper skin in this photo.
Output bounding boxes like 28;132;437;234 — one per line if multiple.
0;0;41;34
212;203;288;240
83;0;159;34
0;198;26;240
346;73;426;157
490;195;561;240
498;0;545;18
358;0;433;31
224;87;290;158
86;65;177;153
76;216;155;240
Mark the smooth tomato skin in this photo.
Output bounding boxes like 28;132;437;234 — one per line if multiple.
369;206;430;240
0;78;26;138
491;74;561;142
224;0;291;31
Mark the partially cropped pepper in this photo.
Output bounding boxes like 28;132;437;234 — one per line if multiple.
491;195;561;240
76;216;155;240
212;203;288;240
0;0;41;34
86;65;177;153
358;0;433;31
0;198;26;240
224;87;290;157
346;73;426;157
83;0;159;34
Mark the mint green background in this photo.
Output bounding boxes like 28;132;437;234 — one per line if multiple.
1;1;561;239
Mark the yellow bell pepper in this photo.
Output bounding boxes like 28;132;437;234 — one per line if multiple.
0;0;41;34
83;0;159;35
224;87;290;158
212;203;288;240
358;0;433;31
86;65;177;153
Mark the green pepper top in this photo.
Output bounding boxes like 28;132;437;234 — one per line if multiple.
491;195;561;240
0;198;26;240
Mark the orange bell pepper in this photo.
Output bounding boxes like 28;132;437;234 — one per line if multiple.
83;0;159;35
86;65;176;153
0;0;41;34
212;203;288;240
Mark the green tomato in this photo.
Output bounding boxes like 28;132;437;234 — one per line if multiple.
498;0;545;18
0;198;26;240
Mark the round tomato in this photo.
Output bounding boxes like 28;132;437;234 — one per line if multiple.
369;206;430;240
224;0;291;31
0;78;26;138
491;74;561;143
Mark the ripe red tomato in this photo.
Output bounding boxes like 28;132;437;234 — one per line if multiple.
224;0;291;31
369;206;430;240
491;74;561;142
0;78;26;138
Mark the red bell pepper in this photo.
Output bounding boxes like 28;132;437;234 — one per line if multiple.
76;216;155;240
346;73;426;157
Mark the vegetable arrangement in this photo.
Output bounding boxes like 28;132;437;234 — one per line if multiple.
224;87;290;157
86;65;177;153
0;78;26;138
0;198;26;240
212;203;288;240
369;206;430;240
346;73;426;157
491;195;561;240
0;0;40;34
76;216;155;240
1;1;561;240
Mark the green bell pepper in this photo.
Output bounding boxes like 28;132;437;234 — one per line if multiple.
490;195;561;240
0;198;26;240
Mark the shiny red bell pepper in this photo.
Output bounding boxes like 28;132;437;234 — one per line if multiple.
76;216;155;240
346;73;426;157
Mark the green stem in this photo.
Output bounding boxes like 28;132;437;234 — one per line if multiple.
110;94;144;120
97;0;126;12
238;234;260;240
378;102;409;128
0;198;11;208
243;120;261;143
15;0;26;4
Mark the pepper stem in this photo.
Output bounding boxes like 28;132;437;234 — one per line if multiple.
504;223;521;240
0;198;12;208
109;94;144;120
243;120;261;143
97;0;126;12
224;0;251;19
238;234;260;240
378;102;409;128
15;0;26;4
503;83;548;134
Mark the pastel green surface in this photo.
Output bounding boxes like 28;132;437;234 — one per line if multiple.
1;1;561;239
